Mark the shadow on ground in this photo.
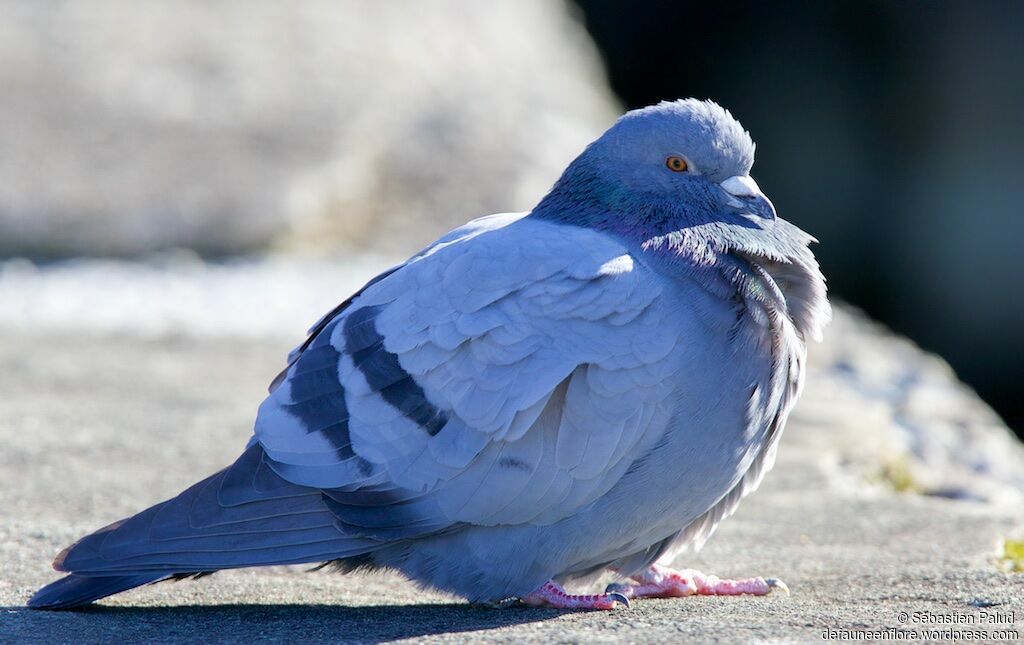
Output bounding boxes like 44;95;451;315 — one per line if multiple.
3;603;558;643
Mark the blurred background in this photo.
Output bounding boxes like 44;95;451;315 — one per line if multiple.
0;0;1020;434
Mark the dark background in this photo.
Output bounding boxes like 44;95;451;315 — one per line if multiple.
575;0;1024;433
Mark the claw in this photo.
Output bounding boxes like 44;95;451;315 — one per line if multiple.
606;591;631;608
765;577;790;596
604;582;630;596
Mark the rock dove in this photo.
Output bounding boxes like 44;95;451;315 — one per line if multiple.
29;99;829;610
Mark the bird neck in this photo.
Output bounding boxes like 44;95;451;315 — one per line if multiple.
530;164;692;242
530;170;830;343
531;166;736;269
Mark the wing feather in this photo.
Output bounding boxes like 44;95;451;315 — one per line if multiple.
255;213;676;536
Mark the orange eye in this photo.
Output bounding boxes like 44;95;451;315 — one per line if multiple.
665;156;689;172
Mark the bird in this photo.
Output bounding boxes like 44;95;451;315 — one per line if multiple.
29;99;829;611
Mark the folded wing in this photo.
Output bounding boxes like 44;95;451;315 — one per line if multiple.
257;213;677;537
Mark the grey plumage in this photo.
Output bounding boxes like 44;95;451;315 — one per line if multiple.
30;99;828;610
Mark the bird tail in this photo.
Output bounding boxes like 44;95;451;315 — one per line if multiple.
28;444;377;610
28;573;167;610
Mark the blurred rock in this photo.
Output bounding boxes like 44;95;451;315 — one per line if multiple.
0;0;618;258
796;306;1024;506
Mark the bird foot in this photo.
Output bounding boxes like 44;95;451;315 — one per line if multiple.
606;564;788;599
521;580;630;610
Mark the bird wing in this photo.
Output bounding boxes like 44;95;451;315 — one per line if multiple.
255;213;678;538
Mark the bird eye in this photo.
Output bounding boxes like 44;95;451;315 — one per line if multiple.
665;156;689;172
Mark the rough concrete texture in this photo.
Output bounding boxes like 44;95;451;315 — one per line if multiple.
1;285;1021;642
0;0;617;257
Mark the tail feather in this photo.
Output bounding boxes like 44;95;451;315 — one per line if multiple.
28;573;167;610
63;538;374;574
30;444;377;609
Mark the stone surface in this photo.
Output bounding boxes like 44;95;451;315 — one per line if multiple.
0;259;1021;642
0;0;617;258
803;307;1024;507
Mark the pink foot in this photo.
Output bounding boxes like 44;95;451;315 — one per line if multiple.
607;564;789;599
521;580;630;610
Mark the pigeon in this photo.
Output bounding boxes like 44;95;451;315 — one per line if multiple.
29;99;829;611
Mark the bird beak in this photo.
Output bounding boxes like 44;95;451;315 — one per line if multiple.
721;175;777;221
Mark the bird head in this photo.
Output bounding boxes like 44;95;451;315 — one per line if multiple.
535;99;777;229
